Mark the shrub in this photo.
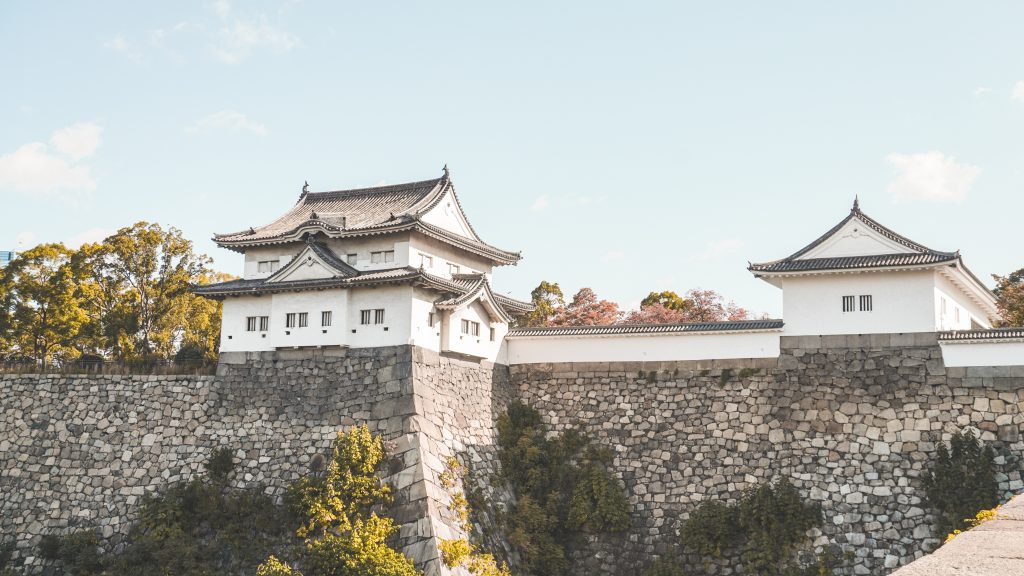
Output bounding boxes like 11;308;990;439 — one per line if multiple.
644;557;689;576
257;555;301;576
206;446;235;484
37;530;104;576
496;402;629;576
921;429;1001;537
679;500;741;558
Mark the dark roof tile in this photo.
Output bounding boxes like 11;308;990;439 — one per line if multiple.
507;319;784;337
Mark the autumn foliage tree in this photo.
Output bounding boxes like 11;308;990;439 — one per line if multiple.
549;288;622;326
520;281;565;327
623;289;749;324
993;268;1024;327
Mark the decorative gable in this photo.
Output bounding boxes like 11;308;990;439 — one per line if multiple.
420;188;477;240
265;242;357;284
797;217;912;259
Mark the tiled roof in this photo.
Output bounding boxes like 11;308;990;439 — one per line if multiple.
506;319;784;337
749;203;957;274
194;261;533;317
212;170;521;265
938;328;1024;342
750;252;957;273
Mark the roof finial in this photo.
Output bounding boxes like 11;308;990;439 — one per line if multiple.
852;195;860;212
442;164;449;177
302;181;309;194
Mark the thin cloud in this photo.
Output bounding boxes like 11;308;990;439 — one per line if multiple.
186;110;267;136
530;195;549;212
50;123;103;161
886;152;979;204
0;123;103;198
104;34;143;63
214;16;297;64
974;86;992;97
692;238;745;261
1013;81;1024;102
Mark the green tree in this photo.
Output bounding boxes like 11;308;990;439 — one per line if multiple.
921;429;1001;537
520;281;565;327
261;425;421;576
84;222;213;359
993;268;1024;327
640;291;688;311
0;244;87;365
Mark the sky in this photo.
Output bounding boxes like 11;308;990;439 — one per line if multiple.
2;1;1023;317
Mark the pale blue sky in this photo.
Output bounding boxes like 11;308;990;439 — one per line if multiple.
3;1;1023;316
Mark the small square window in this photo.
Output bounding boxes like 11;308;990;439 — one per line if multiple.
346;254;357;265
360;310;371;325
246;317;257;331
298;312;308;328
842;295;855;313
286;313;296;328
259;316;269;331
471;322;480;336
258;260;279;273
322;311;332;327
449;263;461;275
420;254;433;268
428;312;436;328
489;327;495;341
859;295;872;312
374;309;385;324
384;250;394;263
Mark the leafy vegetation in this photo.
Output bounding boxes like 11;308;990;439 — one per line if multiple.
0;222;226;368
256;424;420;576
993;267;1024;327
921;429;1001;538
437;457;510;576
31;426;417;576
496;402;630;576
670;478;841;576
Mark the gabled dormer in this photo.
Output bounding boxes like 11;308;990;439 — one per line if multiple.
265;240;359;284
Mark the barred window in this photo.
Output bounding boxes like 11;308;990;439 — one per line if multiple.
298;312;308;328
259;316;269;331
246;316;257;331
461;319;470;334
360;310;371;325
374;309;385;324
370;250;395;264
859;295;872;312
322;311;332;327
842;295;855;312
286;313;296;328
490;327;496;342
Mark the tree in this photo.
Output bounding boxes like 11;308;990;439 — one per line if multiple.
640;291;688;311
0;244;87;365
549;288;622;326
520;281;565;327
622;302;689;325
993;268;1024;327
682;289;748;322
921;429;1000;537
85;222;213;359
263;425;421;576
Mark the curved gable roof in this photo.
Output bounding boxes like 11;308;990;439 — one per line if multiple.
749;200;958;274
213;168;521;265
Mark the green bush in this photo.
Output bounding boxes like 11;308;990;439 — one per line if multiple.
678;478;824;576
643;557;689;576
921;429;1001;537
496;402;630;576
37;530;104;576
205;446;235;484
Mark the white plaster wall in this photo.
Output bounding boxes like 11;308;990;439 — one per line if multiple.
447;300;505;359
243;246;297;279
220;297;276;352
506;331;781;364
323;235;411;272
346;286;413;348
781;271;936;336
934;271;991;331
409;234;493;278
270;290;348;348
940;342;1024;367
410;288;441;352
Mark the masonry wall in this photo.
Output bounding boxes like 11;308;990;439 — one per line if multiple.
511;333;1024;575
0;346;509;576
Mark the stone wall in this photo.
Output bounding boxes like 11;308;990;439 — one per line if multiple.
0;346;509;576
511;333;1024;575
